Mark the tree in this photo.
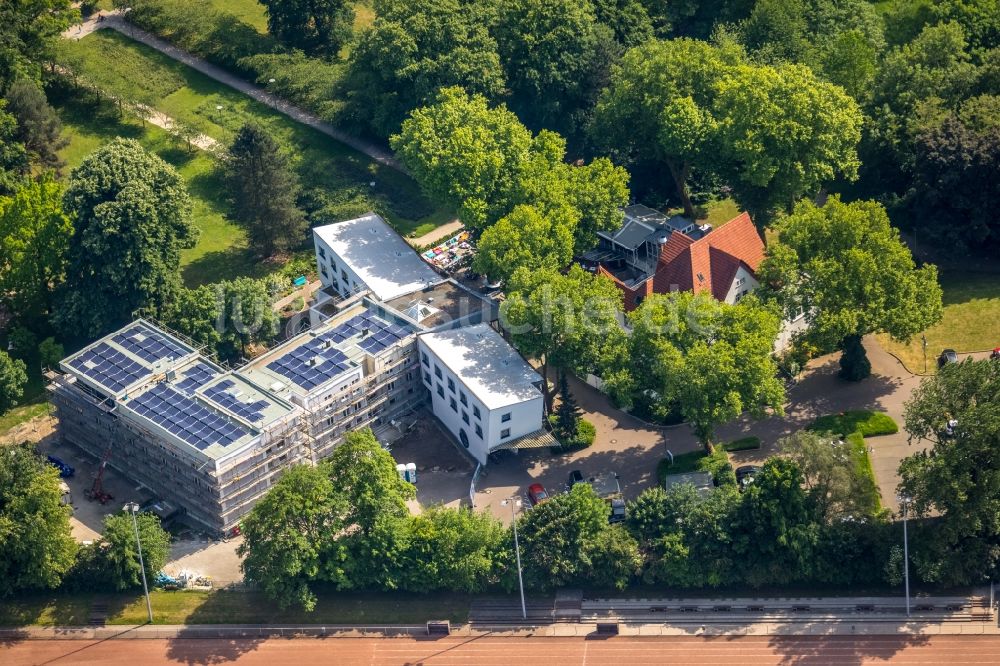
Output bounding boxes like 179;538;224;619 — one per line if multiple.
98;511;170;592
473;204;576;285
258;0;354;58
392;87;534;231
0;0;76;92
930;0;1000;52
897;359;1000;585
757;196;943;380
495;0;618;137
592;39;743;218
239;464;343;610
502;265;625;409
0;101;28;194
779;429;880;522
38;337;64;369
553;371;582;444
627;291;785;451
226;123;306;258
0;174;72;319
713;63;862;223
0;443;77;596
592;0;654;47
344;0;505;138
0;351;28;414
56;139;197;338
4;79;67;172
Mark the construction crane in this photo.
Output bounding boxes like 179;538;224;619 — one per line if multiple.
85;445;114;504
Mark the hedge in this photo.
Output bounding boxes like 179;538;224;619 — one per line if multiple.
722;436;761;452
809;411;899;438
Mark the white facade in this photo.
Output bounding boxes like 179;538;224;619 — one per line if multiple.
313;213;443;301
724;265;760;305
417;325;544;464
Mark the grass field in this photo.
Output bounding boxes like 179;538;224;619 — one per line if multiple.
878;271;1000;374
202;0;375;37
809;411;899;438
55;29;447;249
0;589;470;626
0;401;49;437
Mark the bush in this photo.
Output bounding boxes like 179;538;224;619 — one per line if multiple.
38;338;64;369
574;419;596;447
722;436;761;451
809;411;899;437
656;447;734;486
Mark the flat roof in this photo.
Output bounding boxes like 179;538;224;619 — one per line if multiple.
418;324;542;410
313;212;444;301
383;279;495;330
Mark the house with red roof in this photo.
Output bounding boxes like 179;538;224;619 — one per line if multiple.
580;205;766;311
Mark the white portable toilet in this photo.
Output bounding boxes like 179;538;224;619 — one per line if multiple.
396;463;407;482
406;462;417;485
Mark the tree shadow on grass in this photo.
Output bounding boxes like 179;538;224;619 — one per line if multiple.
181;248;268;287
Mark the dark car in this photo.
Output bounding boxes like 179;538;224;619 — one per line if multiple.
46;455;74;478
938;349;959;367
527;483;549;506
735;465;761;491
567;469;584;489
608;497;627;524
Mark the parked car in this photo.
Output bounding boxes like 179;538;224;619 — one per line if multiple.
567;469;584;489
735;465;760;491
527;483;549;506
608;497;627;524
938;349;959;367
46;455;75;478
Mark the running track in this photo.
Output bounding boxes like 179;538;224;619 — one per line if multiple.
5;635;1000;665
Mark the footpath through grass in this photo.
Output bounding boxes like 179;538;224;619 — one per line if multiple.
0;589;470;626
878;271;1000;374
55;30;448;240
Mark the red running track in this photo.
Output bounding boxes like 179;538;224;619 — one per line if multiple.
5;635;1000;666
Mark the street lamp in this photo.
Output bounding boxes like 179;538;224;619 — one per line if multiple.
898;495;912;617
124;502;153;624
501;497;527;620
922;334;928;374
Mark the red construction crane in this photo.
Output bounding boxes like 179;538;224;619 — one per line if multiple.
85;446;114;504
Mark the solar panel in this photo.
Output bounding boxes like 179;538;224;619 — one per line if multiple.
112;323;189;363
69;342;150;394
129;384;249;450
174;362;218;393
203;380;271;423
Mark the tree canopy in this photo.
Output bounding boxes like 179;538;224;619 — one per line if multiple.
97;511;171;592
0;350;28;414
55;138;198;338
258;0;354;58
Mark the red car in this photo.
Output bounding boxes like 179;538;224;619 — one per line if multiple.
527;483;549;506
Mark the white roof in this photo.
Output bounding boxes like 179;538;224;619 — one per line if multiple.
418;324;542;410
313;213;443;301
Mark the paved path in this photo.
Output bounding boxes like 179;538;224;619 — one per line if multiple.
272;280;321;312
63;11;404;172
6;635;1000;665
408;220;464;248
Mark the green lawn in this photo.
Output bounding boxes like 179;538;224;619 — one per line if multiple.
667;198;742;228
0;589;470;626
55;29;447;247
809;411;899;438
0;401;49;437
201;0;374;38
878;271;1000;374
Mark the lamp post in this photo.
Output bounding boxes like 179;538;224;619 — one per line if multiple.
501;498;527;620
898;495;911;617
124;502;153;624
922;334;928;374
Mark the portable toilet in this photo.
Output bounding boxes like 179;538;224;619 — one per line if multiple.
396;463;407;481
405;462;417;485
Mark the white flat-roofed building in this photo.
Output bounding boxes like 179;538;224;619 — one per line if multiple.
313;212;444;301
417;324;545;464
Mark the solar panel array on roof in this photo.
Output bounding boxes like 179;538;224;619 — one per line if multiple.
68;342;150;394
174;362;218;393
265;336;351;391
129;383;247;451
112;323;189;364
327;311;409;355
203;379;271;423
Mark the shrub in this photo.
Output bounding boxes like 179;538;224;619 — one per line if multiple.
574;419;596;447
656;447;734;486
38;338;65;369
839;334;872;381
809;411;899;437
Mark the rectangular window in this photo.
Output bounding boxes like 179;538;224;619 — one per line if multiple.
421;352;429;367
447;378;455;393
434;365;442;380
318;247;326;258
475;424;483;438
437;385;444;398
450;397;458;412
501;428;511;439
473;405;481;420
462;411;469;424
460;392;467;406
341;269;348;281
423;372;432;386
501;412;511;423
320;266;328;277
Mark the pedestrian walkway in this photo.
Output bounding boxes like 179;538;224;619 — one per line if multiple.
62;11;403;172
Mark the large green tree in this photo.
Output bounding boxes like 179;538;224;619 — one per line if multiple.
757;196;943;379
0;350;28;414
0;0;76;92
258;0;354;58
55;138;197;338
0;443;77;596
98;511;170;592
502;265;626;409
344;0;505;138
473;204;576;286
226;123;306;258
0;174;72;319
0;100;28;194
897;359;1000;586
626;291;785;450
4;78;66;172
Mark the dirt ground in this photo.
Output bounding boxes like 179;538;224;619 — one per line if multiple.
390;412;476;514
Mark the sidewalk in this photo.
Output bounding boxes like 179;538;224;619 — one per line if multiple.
63;11;403;172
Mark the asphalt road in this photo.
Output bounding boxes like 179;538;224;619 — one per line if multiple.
6;635;1000;665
